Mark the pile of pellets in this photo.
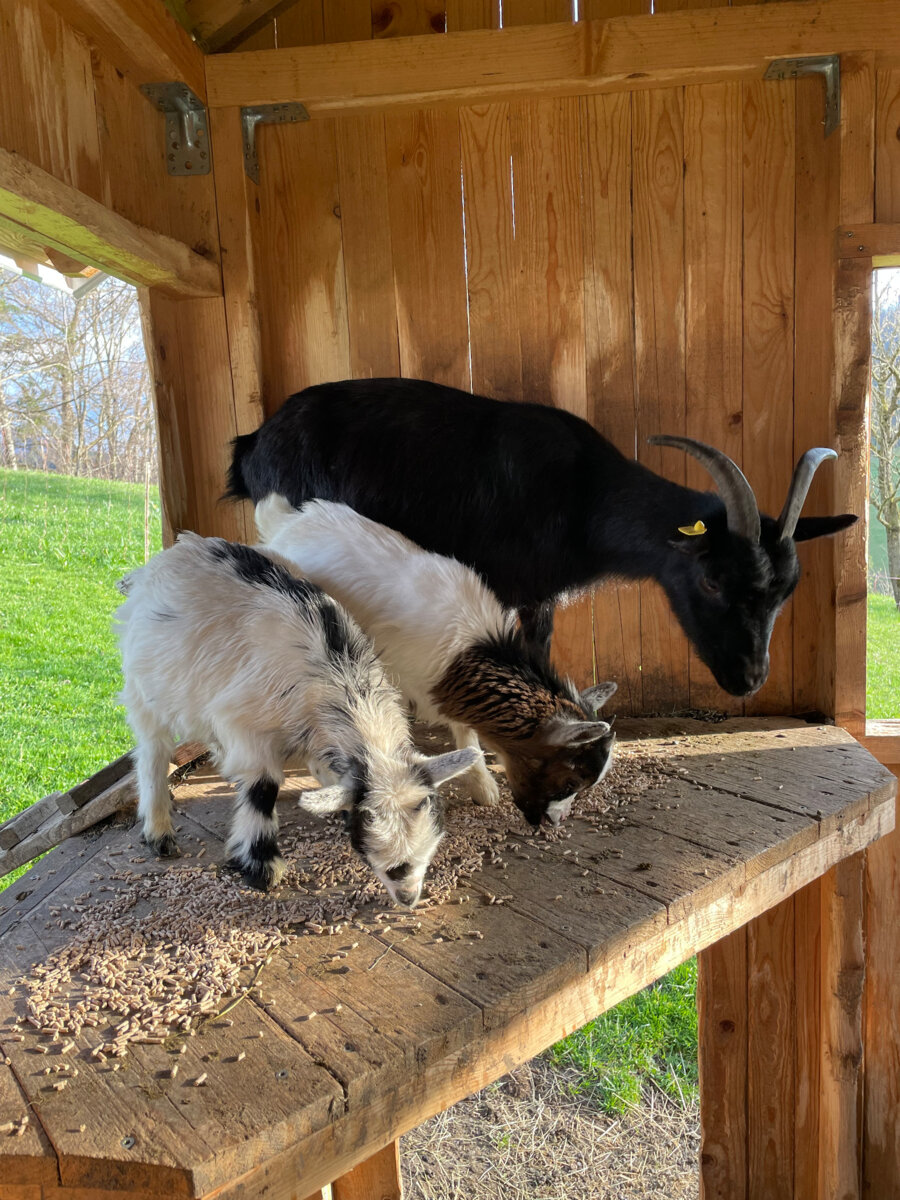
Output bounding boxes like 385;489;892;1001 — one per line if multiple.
11;740;666;1055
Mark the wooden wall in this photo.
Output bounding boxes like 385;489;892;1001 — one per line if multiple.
225;0;854;721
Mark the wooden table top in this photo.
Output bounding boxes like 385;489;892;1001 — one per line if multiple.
0;718;893;1199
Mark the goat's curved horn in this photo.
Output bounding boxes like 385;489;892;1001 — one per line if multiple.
649;435;761;544
776;448;837;541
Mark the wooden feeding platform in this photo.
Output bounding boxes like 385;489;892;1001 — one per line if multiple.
0;717;892;1199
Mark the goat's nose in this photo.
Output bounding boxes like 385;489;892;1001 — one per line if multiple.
395;887;419;908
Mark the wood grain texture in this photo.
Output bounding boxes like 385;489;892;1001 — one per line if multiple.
384;108;470;387
863;778;900;1197
820;855;866;1200
698;929;747;1200
794;877;823;1200
371;0;445;37
501;0;572;23
632;87;688;713
741;79;795;717
581;91;640;712
445;0;497;30
682;82;743;713
875;71;900;222
747;898;795;1199
255;119;351;408
792;74;840;717
331;1142;402;1200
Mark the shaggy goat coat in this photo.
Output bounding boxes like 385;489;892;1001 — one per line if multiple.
116;533;478;902
255;497;616;827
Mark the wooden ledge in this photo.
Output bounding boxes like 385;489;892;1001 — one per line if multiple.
858;720;900;768
0;720;893;1197
205;1;900;113
837;223;900;266
0;149;222;299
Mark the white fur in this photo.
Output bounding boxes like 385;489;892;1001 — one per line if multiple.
116;532;478;901
255;496;613;816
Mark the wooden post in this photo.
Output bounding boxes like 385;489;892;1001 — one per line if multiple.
331;1142;403;1200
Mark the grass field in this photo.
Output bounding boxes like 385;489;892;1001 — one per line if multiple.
1;467;896;1114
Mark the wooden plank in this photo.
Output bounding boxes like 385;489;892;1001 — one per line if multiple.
210;794;895;1200
458;102;522;400
835;224;900;260
792;74;840;717
698;929;747;1200
682;82;743;713
581;91;640;713
741;78;796;717
40;0;206;98
820;854;866;1200
445;0;497;30
859;723;900;767
142;293;246;540
205;3;900;113
277;0;326;47
254;118;351;409
834;54;875;742
331;1143;401;1200
208;105;266;469
384;108;470;387
794;876;822;1199
0;0;102;200
0;148;221;298
501;0;572;23
875;71;900;222
334;114;402;378
747;898;795;1199
181;0;287;51
863;774;900;1197
632;87;688;713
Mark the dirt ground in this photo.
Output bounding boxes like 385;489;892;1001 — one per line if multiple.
400;1057;700;1200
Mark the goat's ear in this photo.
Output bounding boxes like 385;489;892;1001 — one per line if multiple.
580;681;617;715
297;784;350;816
420;748;482;788
544;718;612;748
792;514;857;542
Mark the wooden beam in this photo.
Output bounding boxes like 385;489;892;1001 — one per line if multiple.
331;1142;402;1200
859;722;900;768
0;148;221;298
40;0;206;99
182;0;291;53
205;1;900;112
837;222;900;264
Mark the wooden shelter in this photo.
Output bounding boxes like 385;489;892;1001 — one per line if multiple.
1;0;899;1195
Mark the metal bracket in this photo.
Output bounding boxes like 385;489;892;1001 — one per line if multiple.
241;104;310;184
764;55;840;137
140;83;211;176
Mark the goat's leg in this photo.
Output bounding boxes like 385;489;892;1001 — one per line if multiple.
130;705;178;857
448;723;499;807
227;774;285;891
518;600;555;664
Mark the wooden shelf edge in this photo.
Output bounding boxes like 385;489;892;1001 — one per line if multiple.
0;148;222;299
859;720;900;767
195;793;896;1200
205;1;900;113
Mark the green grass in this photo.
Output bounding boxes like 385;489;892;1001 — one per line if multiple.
549;959;698;1115
867;593;900;719
0;468;161;829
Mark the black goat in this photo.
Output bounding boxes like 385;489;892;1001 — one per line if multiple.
227;378;855;698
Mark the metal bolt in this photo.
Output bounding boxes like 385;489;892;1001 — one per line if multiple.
276;1069;289;1079
121;1136;135;1150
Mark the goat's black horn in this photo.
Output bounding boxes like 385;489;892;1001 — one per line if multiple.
648;435;761;545
776;448;837;541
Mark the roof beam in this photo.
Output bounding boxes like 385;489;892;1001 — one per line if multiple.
0;147;222;298
41;0;206;99
181;0;291;53
205;0;900;113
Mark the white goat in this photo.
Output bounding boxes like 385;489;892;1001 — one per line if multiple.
255;497;616;828
115;532;479;903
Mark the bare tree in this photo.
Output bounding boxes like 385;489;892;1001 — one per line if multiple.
871;273;900;611
0;270;157;483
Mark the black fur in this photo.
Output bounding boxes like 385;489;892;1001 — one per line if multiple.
227;378;856;697
246;776;279;817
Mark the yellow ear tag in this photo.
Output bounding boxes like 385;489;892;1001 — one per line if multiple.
677;520;707;537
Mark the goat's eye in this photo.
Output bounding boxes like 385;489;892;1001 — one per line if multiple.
700;576;721;597
414;799;429;814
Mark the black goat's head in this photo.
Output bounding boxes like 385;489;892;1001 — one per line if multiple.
651;438;856;697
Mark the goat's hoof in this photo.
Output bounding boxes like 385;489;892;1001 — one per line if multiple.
144;832;180;858
471;782;501;807
229;855;285;892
